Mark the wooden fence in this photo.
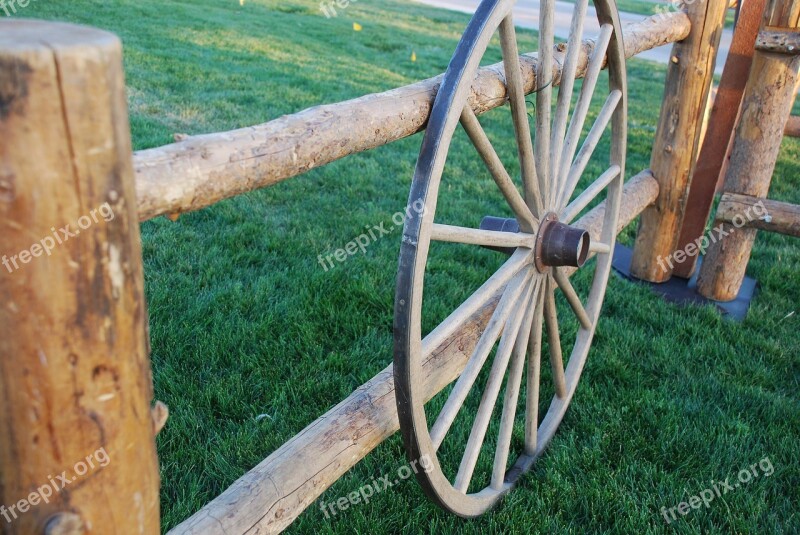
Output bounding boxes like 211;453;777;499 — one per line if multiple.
3;1;775;531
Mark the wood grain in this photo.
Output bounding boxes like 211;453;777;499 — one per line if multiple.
716;193;800;237
672;0;768;278
698;0;800;300
630;0;729;282
756;27;800;53
0;20;160;534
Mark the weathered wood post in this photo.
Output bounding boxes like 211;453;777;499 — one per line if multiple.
629;0;729;282
0;21;160;533
671;0;768;279
697;1;800;300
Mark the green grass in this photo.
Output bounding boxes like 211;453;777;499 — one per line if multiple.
19;0;800;533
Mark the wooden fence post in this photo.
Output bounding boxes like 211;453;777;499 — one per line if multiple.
671;0;768;279
697;1;800;301
629;0;729;282
0;21;160;533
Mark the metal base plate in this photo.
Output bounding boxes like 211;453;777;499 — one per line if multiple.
611;244;758;322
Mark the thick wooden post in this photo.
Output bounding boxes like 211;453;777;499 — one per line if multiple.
0;21;160;533
629;0;729;282
697;1;800;301
671;0;768;279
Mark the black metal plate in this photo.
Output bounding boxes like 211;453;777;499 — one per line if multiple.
611;243;758;322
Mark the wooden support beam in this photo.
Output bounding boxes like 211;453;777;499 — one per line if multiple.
0;21;160;533
698;0;800;301
716;193;800;237
672;0;768;278
630;0;729;282
133;11;689;222
168;172;658;535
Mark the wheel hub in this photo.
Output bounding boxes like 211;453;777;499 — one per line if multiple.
534;212;590;272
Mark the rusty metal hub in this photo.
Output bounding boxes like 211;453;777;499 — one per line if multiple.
534;212;590;272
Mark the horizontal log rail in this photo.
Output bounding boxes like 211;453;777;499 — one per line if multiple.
786;115;800;137
134;12;689;221
756;27;800;54
716;193;800;237
168;170;659;535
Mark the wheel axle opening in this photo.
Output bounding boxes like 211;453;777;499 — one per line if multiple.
535;213;590;271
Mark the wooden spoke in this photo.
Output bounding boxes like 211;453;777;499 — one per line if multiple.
431;223;535;249
524;286;545;455
454;276;537;493
543;276;567;399
558;91;622;211
422;248;531;358
459;106;537;231
550;0;589;206
430;269;532;450
589;241;611;254
553;268;592;331
561;164;621;223
556;24;614;203
491;276;543;490
536;0;555;205
499;17;542;218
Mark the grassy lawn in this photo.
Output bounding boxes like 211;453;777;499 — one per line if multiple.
19;0;799;533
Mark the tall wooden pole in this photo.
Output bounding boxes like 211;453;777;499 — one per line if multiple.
671;0;768;279
697;0;800;301
0;21;160;533
629;0;729;282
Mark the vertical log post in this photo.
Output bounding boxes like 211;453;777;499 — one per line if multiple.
629;0;729;282
0;21;160;533
671;0;768;279
697;1;800;301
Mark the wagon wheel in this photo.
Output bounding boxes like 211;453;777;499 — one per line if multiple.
393;0;627;517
